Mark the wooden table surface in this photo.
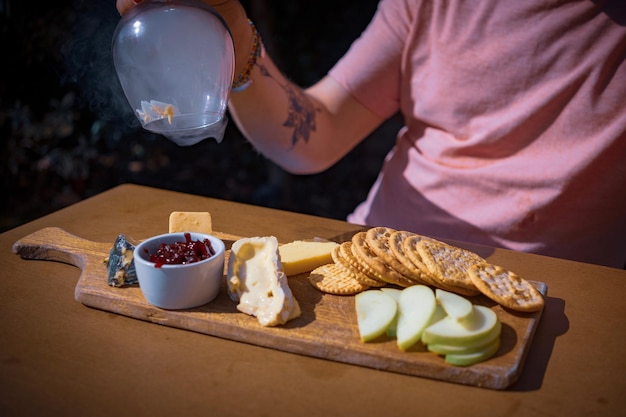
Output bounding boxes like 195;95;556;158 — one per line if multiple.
1;184;624;417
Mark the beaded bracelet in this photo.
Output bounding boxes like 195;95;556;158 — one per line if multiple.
231;20;262;92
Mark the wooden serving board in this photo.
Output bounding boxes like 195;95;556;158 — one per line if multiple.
13;227;546;390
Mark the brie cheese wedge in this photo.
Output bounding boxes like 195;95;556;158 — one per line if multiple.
227;236;301;326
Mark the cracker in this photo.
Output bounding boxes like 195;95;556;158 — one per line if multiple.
387;230;433;285
415;239;484;292
401;234;444;288
365;227;427;285
308;263;369;295
436;282;481;298
332;244;385;287
351;231;415;288
169;211;212;234
468;263;544;312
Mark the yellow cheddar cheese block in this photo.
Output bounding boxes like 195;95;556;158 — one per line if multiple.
168;211;212;234
279;239;339;276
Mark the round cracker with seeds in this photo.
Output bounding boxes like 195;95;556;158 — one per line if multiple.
388;230;433;285
333;243;385;287
366;227;426;285
308;263;369;295
401;234;444;288
340;242;387;287
351;231;415;288
438;282;481;298
415;239;484;292
401;236;480;296
468;263;544;312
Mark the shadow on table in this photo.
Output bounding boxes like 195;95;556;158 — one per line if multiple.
509;295;569;391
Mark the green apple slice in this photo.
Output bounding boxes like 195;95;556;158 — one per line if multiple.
430;303;448;326
396;285;436;351
380;287;402;300
396;302;446;340
422;305;498;346
435;289;474;323
426;320;501;355
444;338;501;366
355;290;398;342
380;288;402;337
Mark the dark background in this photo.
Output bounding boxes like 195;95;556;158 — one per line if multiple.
0;0;402;233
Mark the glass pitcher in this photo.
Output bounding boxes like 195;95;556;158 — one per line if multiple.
112;0;234;145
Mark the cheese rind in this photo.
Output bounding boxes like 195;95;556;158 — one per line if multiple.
227;236;301;326
279;239;339;276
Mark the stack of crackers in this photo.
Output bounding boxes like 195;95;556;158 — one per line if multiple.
308;226;544;313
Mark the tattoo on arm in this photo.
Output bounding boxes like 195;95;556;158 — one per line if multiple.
258;64;320;149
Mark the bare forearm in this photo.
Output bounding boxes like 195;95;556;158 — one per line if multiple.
115;1;383;172
228;47;339;173
228;40;386;175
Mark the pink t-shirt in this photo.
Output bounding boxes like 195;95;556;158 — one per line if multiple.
329;0;626;267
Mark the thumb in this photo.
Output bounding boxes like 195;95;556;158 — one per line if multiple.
117;0;142;15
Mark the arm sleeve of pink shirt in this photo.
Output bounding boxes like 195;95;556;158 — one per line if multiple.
328;0;410;120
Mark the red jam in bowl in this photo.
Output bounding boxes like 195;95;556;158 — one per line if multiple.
146;232;216;268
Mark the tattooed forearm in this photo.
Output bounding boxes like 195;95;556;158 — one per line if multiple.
258;63;320;148
283;84;318;148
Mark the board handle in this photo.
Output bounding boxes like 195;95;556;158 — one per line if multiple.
12;227;244;268
12;227;112;269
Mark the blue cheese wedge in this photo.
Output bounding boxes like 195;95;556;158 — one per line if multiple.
106;234;138;287
227;236;301;327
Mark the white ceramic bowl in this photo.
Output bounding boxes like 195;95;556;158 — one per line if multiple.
134;232;225;309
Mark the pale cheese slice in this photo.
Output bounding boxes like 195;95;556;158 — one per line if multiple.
227;236;301;327
168;211;212;234
279;239;339;276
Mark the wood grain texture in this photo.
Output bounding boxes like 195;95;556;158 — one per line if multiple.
12;227;546;390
